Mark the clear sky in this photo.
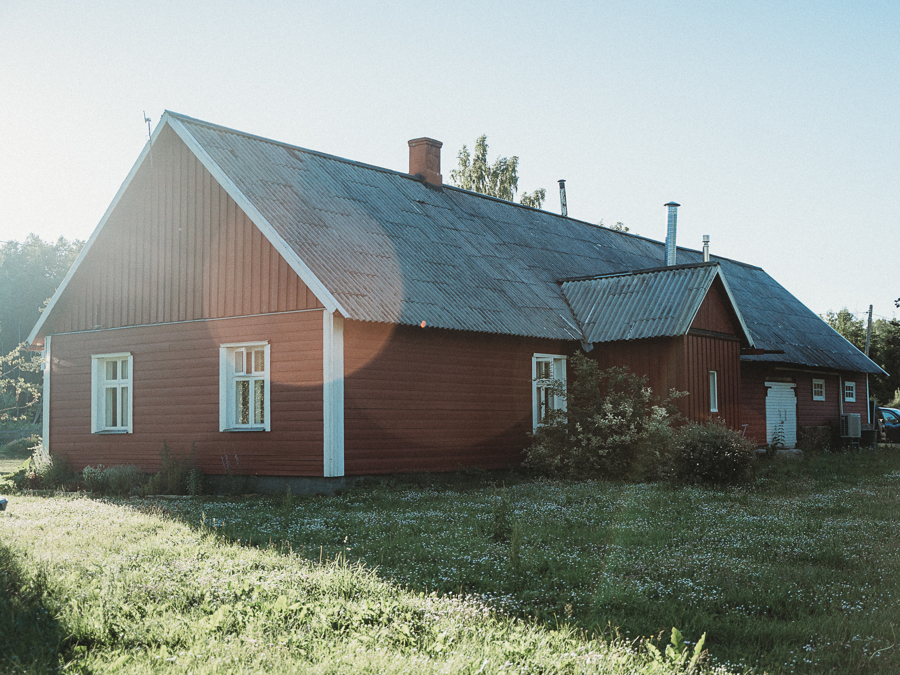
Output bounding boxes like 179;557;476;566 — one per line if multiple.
2;0;897;320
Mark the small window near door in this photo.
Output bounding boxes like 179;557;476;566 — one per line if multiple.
812;379;825;401
844;381;856;403
709;371;718;413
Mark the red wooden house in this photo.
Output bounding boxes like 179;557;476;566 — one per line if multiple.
28;113;884;481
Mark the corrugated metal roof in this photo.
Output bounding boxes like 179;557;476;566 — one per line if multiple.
166;112;884;375
561;264;729;343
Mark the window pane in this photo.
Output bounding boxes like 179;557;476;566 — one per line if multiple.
120;387;128;427
254;349;265;374
234;350;244;374
106;360;117;381
254;379;265;425
536;361;551;380
120;359;128;380
106;387;118;427
537;384;549;421
236;380;250;424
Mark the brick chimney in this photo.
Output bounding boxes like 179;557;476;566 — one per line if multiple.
408;138;442;186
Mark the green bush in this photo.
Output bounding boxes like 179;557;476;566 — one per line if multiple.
82;465;106;493
105;464;143;496
798;425;832;454
26;444;74;490
671;418;756;485
144;442;203;495
525;353;683;480
83;443;205;496
0;435;41;459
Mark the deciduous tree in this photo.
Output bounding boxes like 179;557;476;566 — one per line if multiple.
450;135;546;209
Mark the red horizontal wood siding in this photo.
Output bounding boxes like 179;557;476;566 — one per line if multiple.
740;365;868;445
44;125;322;338
343;321;572;474
840;373;869;421
739;364;771;445
49;311;325;476
795;372;841;427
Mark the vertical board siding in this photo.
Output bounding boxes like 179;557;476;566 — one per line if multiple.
683;334;742;427
44;125;323;337
343;321;572;474
691;279;739;335
48;311;325;476
585;338;684;415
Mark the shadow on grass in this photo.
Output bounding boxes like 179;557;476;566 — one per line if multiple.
0;541;68;674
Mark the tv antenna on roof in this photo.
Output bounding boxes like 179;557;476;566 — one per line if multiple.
143;111;153;168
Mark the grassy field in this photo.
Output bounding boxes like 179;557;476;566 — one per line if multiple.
1;496;714;675
2;447;899;673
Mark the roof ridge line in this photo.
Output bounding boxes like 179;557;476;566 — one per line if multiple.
558;261;719;284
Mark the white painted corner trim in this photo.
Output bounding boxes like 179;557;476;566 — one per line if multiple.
42;336;51;453
322;311;345;477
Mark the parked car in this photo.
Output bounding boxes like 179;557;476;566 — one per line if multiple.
877;407;900;443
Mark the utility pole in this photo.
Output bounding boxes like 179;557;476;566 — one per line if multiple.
865;305;873;356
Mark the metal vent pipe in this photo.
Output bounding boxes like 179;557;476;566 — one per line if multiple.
558;180;568;217
703;235;710;262
664;202;680;266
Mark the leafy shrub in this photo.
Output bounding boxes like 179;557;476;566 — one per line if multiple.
26;444;74;490
0;435;42;459
525;353;683;480
798;425;832;454
144;442;203;495
84;464;144;496
82;465;106;493
670;418;756;485
104;464;144;496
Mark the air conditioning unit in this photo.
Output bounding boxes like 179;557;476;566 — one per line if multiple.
840;413;861;438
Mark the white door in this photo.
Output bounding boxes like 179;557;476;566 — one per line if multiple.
765;382;797;448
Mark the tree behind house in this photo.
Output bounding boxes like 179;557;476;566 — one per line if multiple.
450;135;546;209
825;307;900;405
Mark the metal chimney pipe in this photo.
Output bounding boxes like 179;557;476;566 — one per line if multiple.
664;202;680;266
703;235;710;262
558;180;568;217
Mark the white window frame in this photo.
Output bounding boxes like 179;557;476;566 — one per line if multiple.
532;354;567;432
844;380;856;403
812;379;825;401
709;370;719;413
219;342;271;432
91;352;133;433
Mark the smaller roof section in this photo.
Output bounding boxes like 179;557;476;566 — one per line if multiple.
560;262;754;346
